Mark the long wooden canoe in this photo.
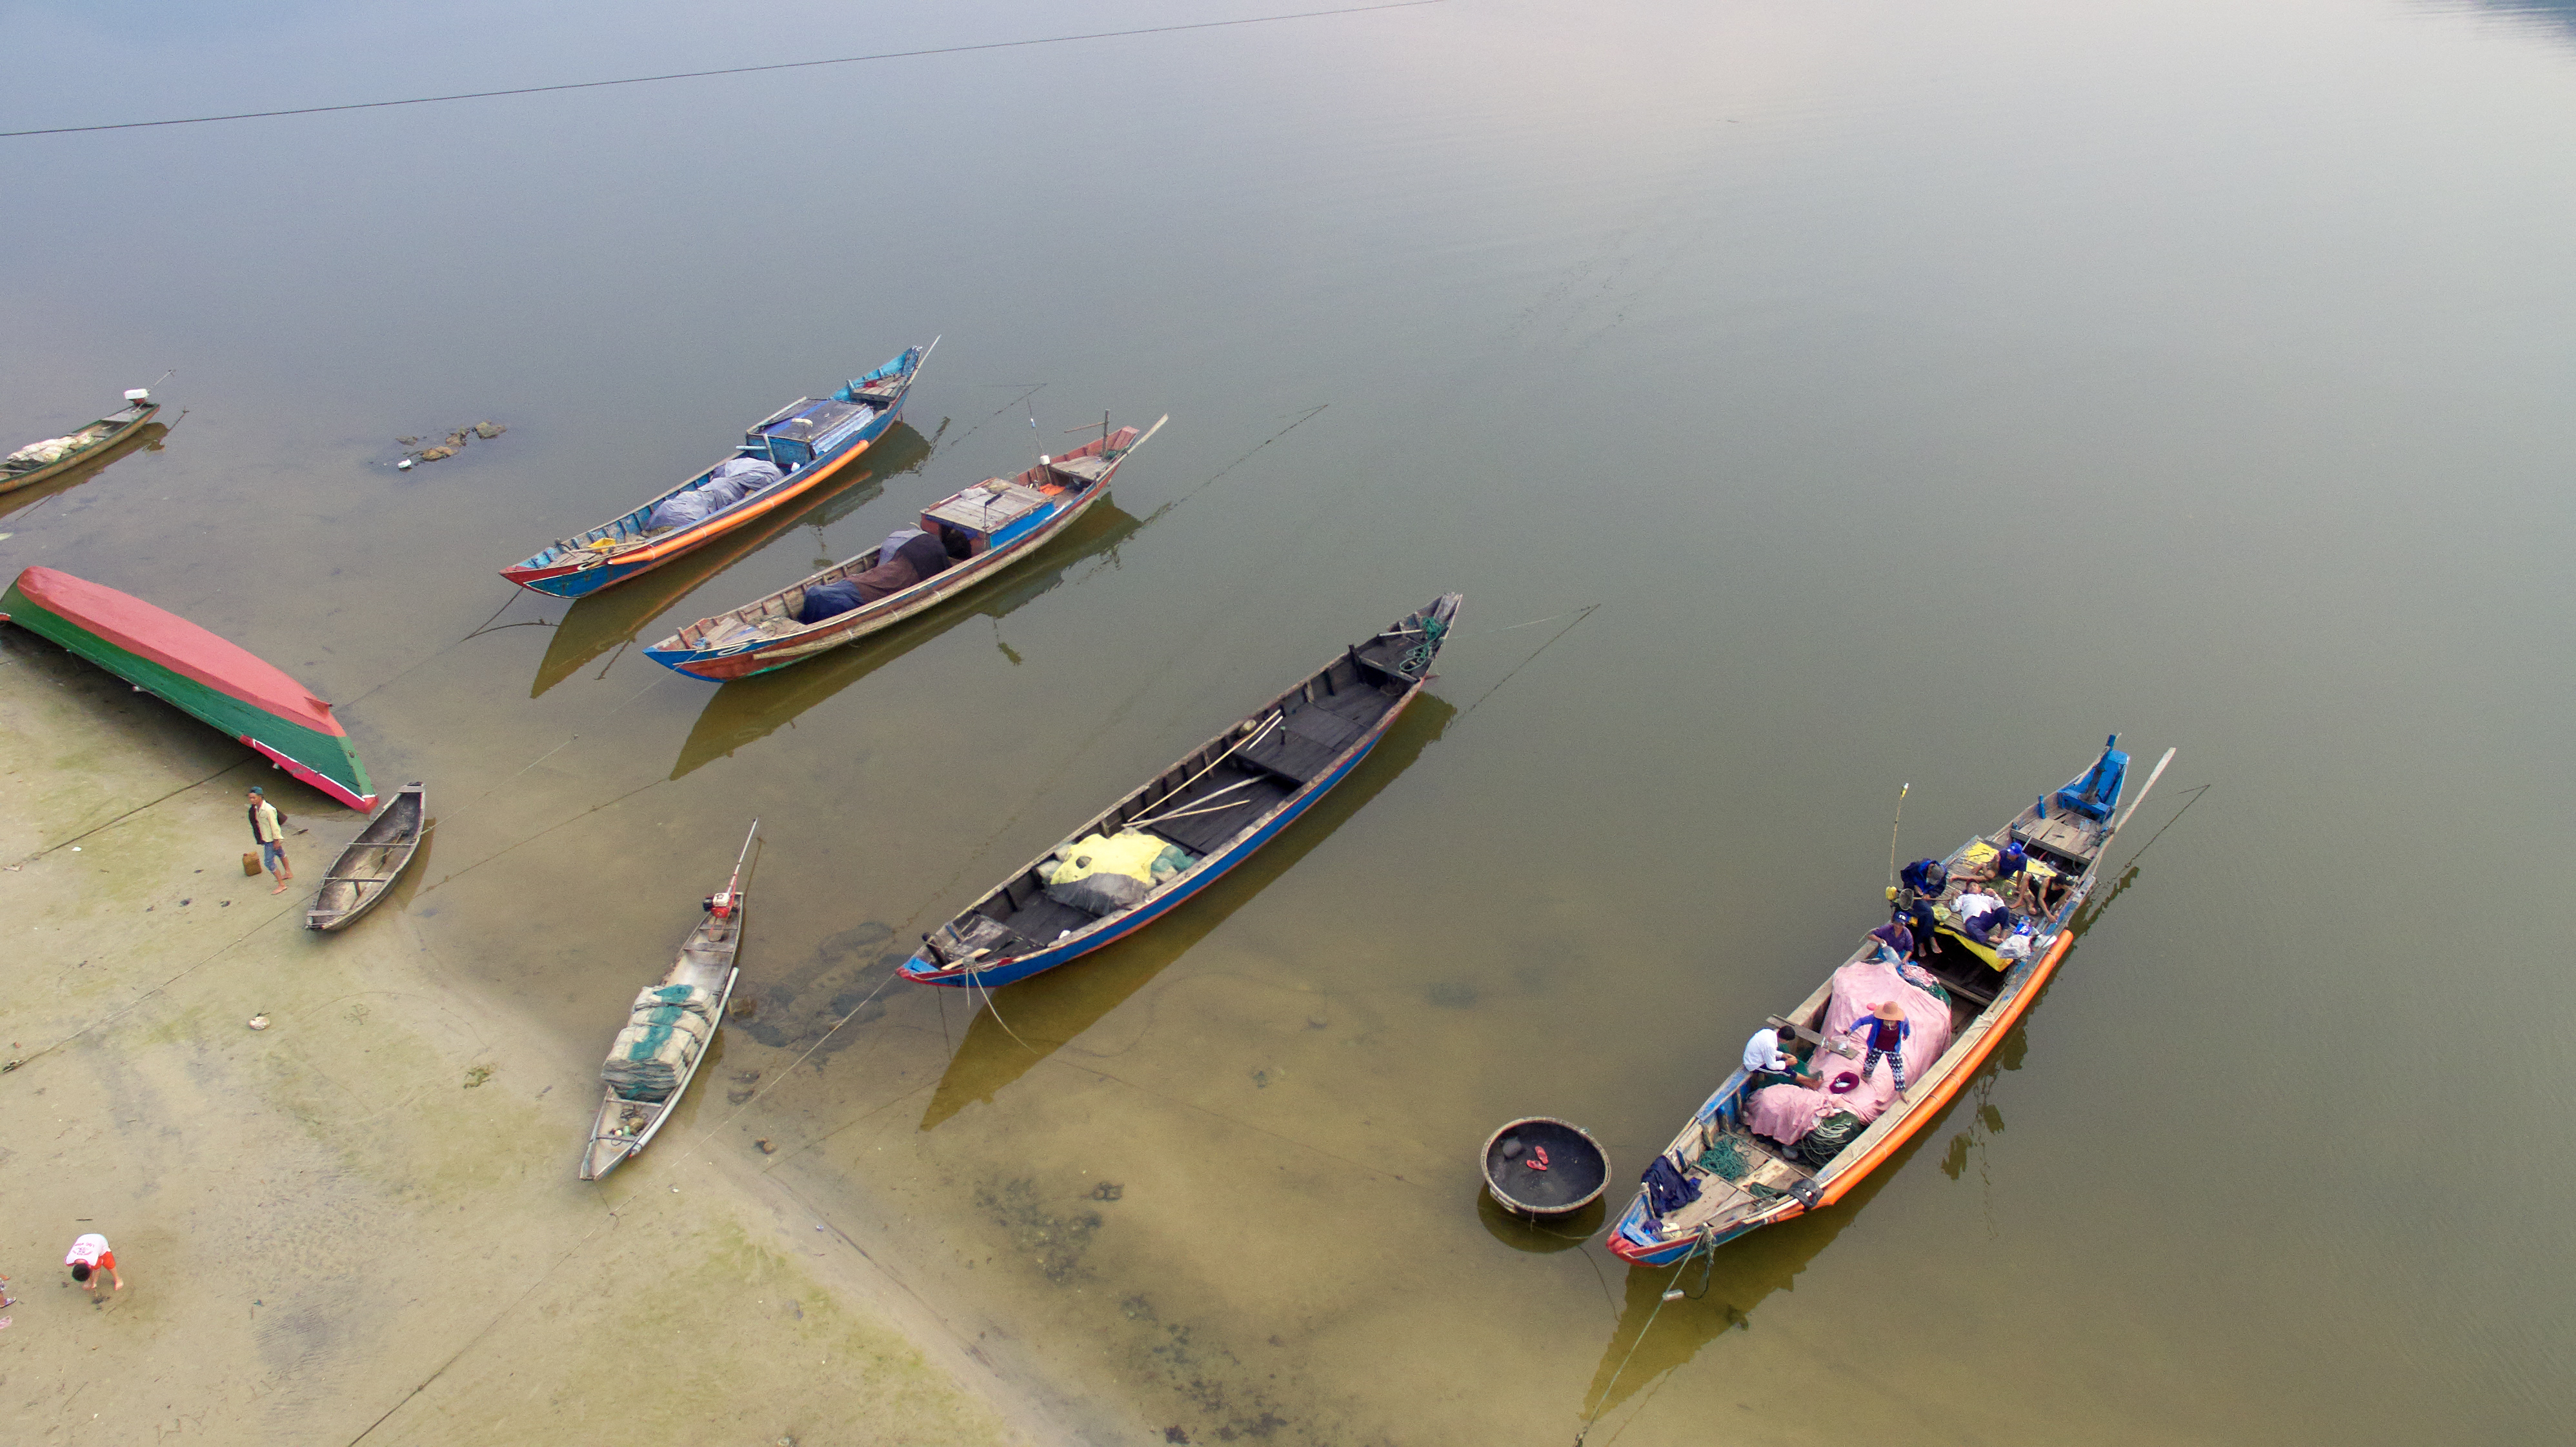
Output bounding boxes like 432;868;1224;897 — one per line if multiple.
305;784;427;931
580;824;754;1180
2;390;161;496
1606;734;2177;1266
0;566;376;810
642;417;1165;680
502;343;931;599
900;595;1462;989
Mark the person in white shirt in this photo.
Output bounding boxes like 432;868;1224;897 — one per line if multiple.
1742;1026;1816;1091
1951;889;2009;944
65;1233;121;1296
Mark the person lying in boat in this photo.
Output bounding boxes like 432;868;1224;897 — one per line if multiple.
1951;889;2012;944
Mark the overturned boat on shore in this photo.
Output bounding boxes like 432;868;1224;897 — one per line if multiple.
900;595;1461;990
0;565;376;810
1606;734;2175;1267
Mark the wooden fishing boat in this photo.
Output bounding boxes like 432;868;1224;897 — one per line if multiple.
1605;734;2177;1267
501;343;931;600
2;389;161;497
900;595;1462;990
579;823;756;1180
643;418;1166;680
0;566;376;809
305;784;427;931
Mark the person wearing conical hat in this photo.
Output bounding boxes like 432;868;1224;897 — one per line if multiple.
1844;999;1911;1100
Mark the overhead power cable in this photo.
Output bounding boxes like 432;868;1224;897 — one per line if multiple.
0;1;1447;139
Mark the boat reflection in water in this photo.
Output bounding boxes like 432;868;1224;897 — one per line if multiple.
917;693;1454;1131
667;497;1148;782
0;421;169;525
527;423;931;697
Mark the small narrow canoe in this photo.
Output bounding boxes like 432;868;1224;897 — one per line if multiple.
643;416;1167;681
305;784;427;931
900;594;1463;990
1605;735;2177;1267
0;566;376;810
2;390;160;496
579;824;756;1180
502;343;931;600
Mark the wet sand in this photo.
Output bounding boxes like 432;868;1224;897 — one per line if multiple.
0;631;1040;1446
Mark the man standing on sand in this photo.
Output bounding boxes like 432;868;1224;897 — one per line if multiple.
66;1233;122;1296
248;785;291;895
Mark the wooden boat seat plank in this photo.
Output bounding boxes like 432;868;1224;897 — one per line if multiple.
1140;764;1293;855
987;895;1100;947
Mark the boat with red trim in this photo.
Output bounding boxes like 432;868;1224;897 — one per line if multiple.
1605;734;2176;1266
642;416;1165;680
900;594;1462;989
0;565;376;809
500;343;931;599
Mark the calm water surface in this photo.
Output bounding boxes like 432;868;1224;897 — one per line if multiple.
6;1;2573;1441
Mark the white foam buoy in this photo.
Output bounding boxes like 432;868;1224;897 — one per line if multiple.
396;458;414;471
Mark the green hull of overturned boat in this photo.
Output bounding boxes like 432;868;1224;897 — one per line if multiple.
1;566;376;810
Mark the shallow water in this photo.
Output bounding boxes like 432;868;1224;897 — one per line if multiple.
6;1;2574;1441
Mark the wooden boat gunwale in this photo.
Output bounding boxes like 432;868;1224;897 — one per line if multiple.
642;416;1166;680
305;782;427;931
578;828;756;1180
501;343;931;598
1605;737;2177;1266
899;594;1462;990
1;396;161;496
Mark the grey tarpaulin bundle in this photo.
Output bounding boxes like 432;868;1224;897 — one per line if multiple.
601;983;719;1100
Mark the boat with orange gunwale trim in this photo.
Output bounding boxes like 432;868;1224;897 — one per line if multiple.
500;342;931;599
1606;734;2175;1267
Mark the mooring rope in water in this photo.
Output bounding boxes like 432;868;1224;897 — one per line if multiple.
1572;1232;1710;1446
1456;602;1600;723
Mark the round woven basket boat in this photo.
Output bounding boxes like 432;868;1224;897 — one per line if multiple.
1480;1116;1609;1219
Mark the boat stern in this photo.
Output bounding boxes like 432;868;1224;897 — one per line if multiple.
643;638;769;682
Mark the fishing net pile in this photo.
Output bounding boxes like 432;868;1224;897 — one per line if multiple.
1039;831;1196;915
5;430;100;471
600;982;719;1100
647;457;784;531
1741;958;1955;1148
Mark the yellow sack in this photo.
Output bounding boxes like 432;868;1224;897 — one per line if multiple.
1956;840;1999;873
1043;831;1166;887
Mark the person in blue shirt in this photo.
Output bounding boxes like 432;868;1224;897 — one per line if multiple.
1846;1000;1911;1098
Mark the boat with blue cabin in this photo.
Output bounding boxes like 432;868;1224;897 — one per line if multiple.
641;416;1165;681
900;594;1462;989
1605;734;2175;1268
500;343;930;598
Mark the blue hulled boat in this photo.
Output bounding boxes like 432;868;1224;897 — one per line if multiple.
1605;734;2175;1268
501;343;931;598
900;595;1462;989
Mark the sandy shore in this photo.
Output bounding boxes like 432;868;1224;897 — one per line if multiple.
0;632;1050;1446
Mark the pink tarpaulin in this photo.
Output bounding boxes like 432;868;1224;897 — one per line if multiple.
1743;957;1956;1144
